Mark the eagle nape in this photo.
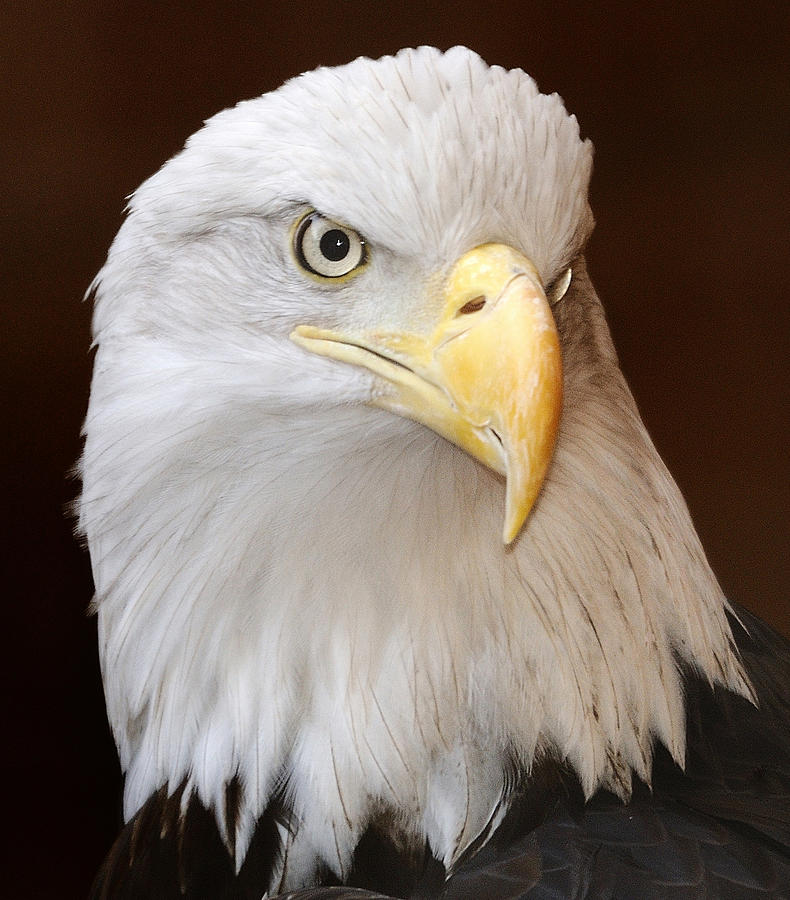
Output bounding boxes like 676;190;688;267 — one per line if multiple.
78;46;790;899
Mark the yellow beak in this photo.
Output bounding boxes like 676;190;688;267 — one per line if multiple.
290;244;562;543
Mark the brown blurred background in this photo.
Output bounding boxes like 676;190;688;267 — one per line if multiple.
3;2;788;895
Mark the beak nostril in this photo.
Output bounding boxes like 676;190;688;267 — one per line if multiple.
457;295;487;316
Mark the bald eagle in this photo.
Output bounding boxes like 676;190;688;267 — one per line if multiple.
79;47;790;898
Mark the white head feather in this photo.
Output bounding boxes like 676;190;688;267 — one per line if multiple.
79;46;750;889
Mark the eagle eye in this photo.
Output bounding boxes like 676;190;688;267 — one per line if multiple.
548;267;572;305
293;211;367;280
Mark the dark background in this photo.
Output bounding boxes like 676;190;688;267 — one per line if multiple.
4;2;788;896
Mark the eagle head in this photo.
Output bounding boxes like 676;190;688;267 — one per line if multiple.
79;46;750;891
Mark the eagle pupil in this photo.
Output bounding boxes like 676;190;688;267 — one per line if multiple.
320;229;350;261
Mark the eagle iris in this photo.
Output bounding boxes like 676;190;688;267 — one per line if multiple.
293;211;366;279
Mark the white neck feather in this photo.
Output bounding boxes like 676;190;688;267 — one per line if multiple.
80;268;750;888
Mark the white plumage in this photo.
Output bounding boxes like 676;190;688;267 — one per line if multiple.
79;47;751;893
